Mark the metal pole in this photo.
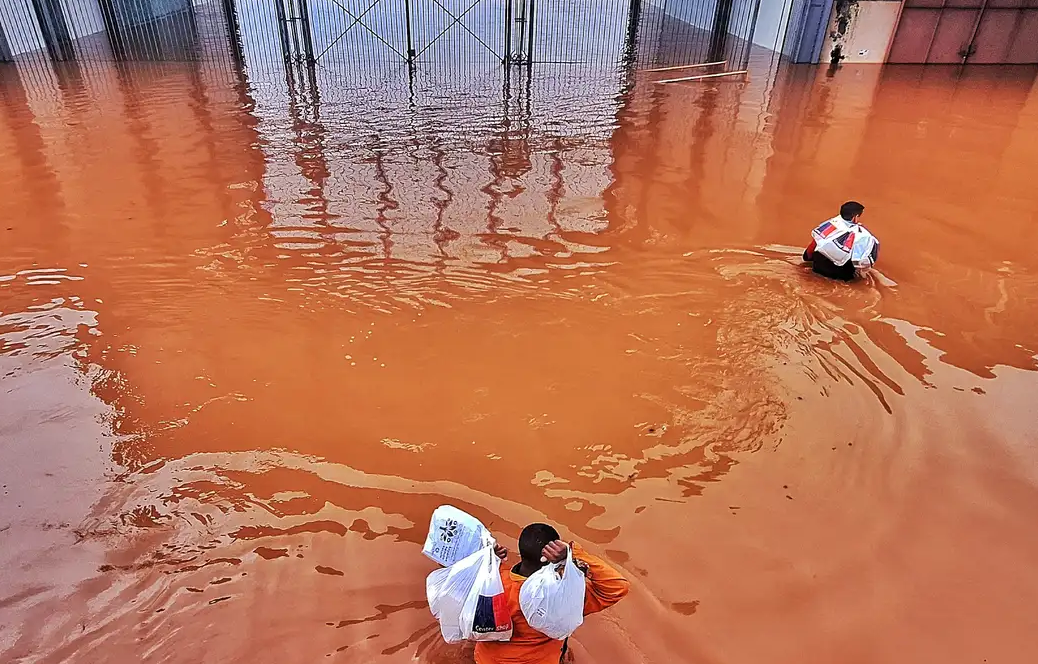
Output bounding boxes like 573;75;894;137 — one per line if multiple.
30;0;75;62
404;0;415;64
273;0;293;68
525;0;535;67
285;0;300;58
114;0;141;60
298;0;316;63
186;0;201;60
96;0;127;60
743;0;763;70
221;0;246;68
0;19;13;62
622;0;641;70
516;0;526;62
503;0;512;65
709;0;734;63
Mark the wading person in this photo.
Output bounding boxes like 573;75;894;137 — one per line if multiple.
477;523;629;664
803;201;879;281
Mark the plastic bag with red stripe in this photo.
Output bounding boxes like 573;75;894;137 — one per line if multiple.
427;544;513;643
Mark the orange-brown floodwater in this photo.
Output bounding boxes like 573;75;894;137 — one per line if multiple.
2;55;1038;664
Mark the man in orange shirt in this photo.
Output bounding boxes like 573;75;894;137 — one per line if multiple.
477;523;630;664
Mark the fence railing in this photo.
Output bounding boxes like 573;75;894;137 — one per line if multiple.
1;0;762;73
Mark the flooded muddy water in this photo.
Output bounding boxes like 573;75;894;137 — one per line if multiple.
2;54;1038;664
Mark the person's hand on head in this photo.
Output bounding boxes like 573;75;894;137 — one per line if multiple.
541;540;569;564
494;543;509;560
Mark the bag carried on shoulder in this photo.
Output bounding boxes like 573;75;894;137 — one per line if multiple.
426;544;513;643
518;545;586;640
811;216;879;271
422;505;494;567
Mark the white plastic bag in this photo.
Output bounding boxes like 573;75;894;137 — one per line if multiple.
851;231;879;271
422;505;493;567
518;545;586;640
427;544;513;643
811;216;879;271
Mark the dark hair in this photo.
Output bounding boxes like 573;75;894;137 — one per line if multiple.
518;523;560;564
840;201;865;221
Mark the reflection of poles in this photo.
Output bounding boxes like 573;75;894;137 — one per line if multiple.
683;86;719;219
546;137;564;238
113;63;167;232
30;0;75;62
286;58;331;225
429;135;457;258
185;57;235;228
370;135;399;259
598;0;645;241
224;35;271;240
602;69;666;245
480;76;512;261
0;64;68;250
52;58;86;108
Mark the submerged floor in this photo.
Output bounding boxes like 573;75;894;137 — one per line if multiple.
1;52;1038;664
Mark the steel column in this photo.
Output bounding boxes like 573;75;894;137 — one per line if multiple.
516;0;527;62
0;22;13;62
274;0;293;68
622;0;641;70
96;0;127;60
30;0;75;62
295;0;316;64
404;0;415;63
708;0;734;63
504;0;512;65
220;0;245;68
525;0;535;66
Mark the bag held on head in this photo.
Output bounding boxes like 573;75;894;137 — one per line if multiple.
426;544;513;643
518;545;586;640
422;505;494;567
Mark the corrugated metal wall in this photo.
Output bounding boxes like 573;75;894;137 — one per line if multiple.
889;0;1038;64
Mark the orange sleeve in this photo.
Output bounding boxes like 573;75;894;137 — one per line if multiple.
572;543;630;615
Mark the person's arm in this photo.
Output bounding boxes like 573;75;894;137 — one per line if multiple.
572;543;630;615
803;238;816;262
541;540;630;615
